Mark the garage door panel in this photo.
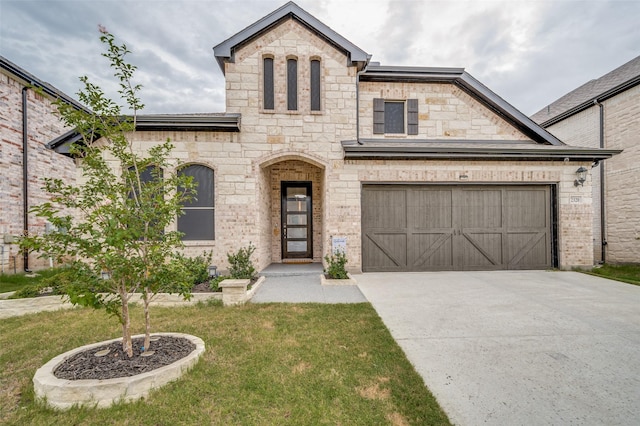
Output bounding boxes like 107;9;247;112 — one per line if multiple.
412;233;453;268
459;190;502;228
460;233;502;268
362;189;407;229
507;232;549;268
412;190;453;229
362;185;552;272
363;233;407;270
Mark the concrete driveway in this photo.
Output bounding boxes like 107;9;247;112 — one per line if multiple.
357;271;640;426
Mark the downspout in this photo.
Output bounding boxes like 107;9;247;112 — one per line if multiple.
594;99;606;263
22;86;31;272
356;67;363;144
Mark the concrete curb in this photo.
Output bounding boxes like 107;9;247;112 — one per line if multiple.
33;332;205;410
320;273;358;286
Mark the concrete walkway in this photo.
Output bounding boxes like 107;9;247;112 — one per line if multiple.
0;295;76;319
252;263;366;303
358;271;640;426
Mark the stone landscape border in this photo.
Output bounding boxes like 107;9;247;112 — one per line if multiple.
320;273;357;286
33;332;205;409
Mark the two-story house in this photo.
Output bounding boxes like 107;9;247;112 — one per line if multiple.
48;2;618;273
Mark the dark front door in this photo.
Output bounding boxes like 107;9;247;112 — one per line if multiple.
281;182;312;259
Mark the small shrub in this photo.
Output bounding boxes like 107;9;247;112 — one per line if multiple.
209;275;230;292
178;251;213;286
324;250;348;279
227;243;256;279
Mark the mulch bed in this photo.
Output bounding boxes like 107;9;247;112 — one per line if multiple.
53;336;195;380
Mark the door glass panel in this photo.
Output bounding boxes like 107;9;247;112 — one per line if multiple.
287;214;307;225
287;228;307;239
287;187;307;197
287;200;307;212
287;241;307;252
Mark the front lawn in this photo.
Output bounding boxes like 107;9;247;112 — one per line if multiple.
0;303;450;425
586;263;640;286
0;268;64;294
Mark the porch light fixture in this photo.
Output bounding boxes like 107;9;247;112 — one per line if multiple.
574;166;588;187
100;271;111;280
208;265;218;278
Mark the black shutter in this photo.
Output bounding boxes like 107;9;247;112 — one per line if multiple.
407;99;418;135
373;98;384;134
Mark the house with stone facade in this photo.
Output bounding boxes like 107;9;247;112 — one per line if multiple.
0;56;85;273
46;2;619;274
532;56;640;264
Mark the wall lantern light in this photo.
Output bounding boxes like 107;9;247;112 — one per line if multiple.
574;166;588;187
100;271;111;280
208;265;218;278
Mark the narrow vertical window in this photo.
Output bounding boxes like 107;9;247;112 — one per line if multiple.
384;101;405;134
310;59;321;111
178;165;215;240
287;58;298;111
263;57;274;110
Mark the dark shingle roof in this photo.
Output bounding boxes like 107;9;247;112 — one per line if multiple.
213;1;370;74
531;55;640;126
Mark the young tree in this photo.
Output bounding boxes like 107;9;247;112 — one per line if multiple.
21;28;196;357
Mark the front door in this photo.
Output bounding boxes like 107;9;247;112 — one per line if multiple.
281;181;312;259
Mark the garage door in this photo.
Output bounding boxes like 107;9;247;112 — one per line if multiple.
362;185;552;271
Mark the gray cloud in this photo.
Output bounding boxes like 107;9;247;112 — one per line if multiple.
2;0;639;116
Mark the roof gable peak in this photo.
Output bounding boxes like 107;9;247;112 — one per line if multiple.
213;1;370;74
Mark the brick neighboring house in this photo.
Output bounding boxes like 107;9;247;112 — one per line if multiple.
48;2;619;273
532;56;640;264
0;56;85;273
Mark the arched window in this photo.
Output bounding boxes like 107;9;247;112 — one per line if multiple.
178;165;215;240
263;57;274;110
287;58;298;111
310;59;321;111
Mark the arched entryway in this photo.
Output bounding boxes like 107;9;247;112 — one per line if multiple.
258;154;326;266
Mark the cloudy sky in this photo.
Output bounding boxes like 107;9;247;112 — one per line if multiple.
2;0;638;116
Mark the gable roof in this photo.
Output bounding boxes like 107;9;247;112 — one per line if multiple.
361;65;564;146
213;1;370;74
531;55;640;127
0;55;88;113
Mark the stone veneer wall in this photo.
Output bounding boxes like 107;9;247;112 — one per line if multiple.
0;71;76;273
546;84;640;263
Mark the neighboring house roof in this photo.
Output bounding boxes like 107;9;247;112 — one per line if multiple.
213;1;371;74
531;55;640;127
0;55;89;113
360;65;565;146
48;113;241;156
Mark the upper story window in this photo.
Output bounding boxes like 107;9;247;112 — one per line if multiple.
310;59;321;111
373;98;418;135
287;58;298;111
178;165;215;241
263;57;274;110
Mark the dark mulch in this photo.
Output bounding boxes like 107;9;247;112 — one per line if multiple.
191;282;215;293
53;336;196;380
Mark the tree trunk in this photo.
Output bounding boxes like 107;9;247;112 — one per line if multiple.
120;289;133;358
143;286;151;351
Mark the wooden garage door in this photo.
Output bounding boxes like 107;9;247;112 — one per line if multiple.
362;185;552;271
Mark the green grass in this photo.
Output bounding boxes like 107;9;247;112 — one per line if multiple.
0;303;450;425
0;268;64;294
586;263;640;286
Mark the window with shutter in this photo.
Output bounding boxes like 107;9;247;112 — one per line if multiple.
373;98;419;135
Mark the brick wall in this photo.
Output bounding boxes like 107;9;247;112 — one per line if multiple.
546;85;640;263
0;71;76;273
